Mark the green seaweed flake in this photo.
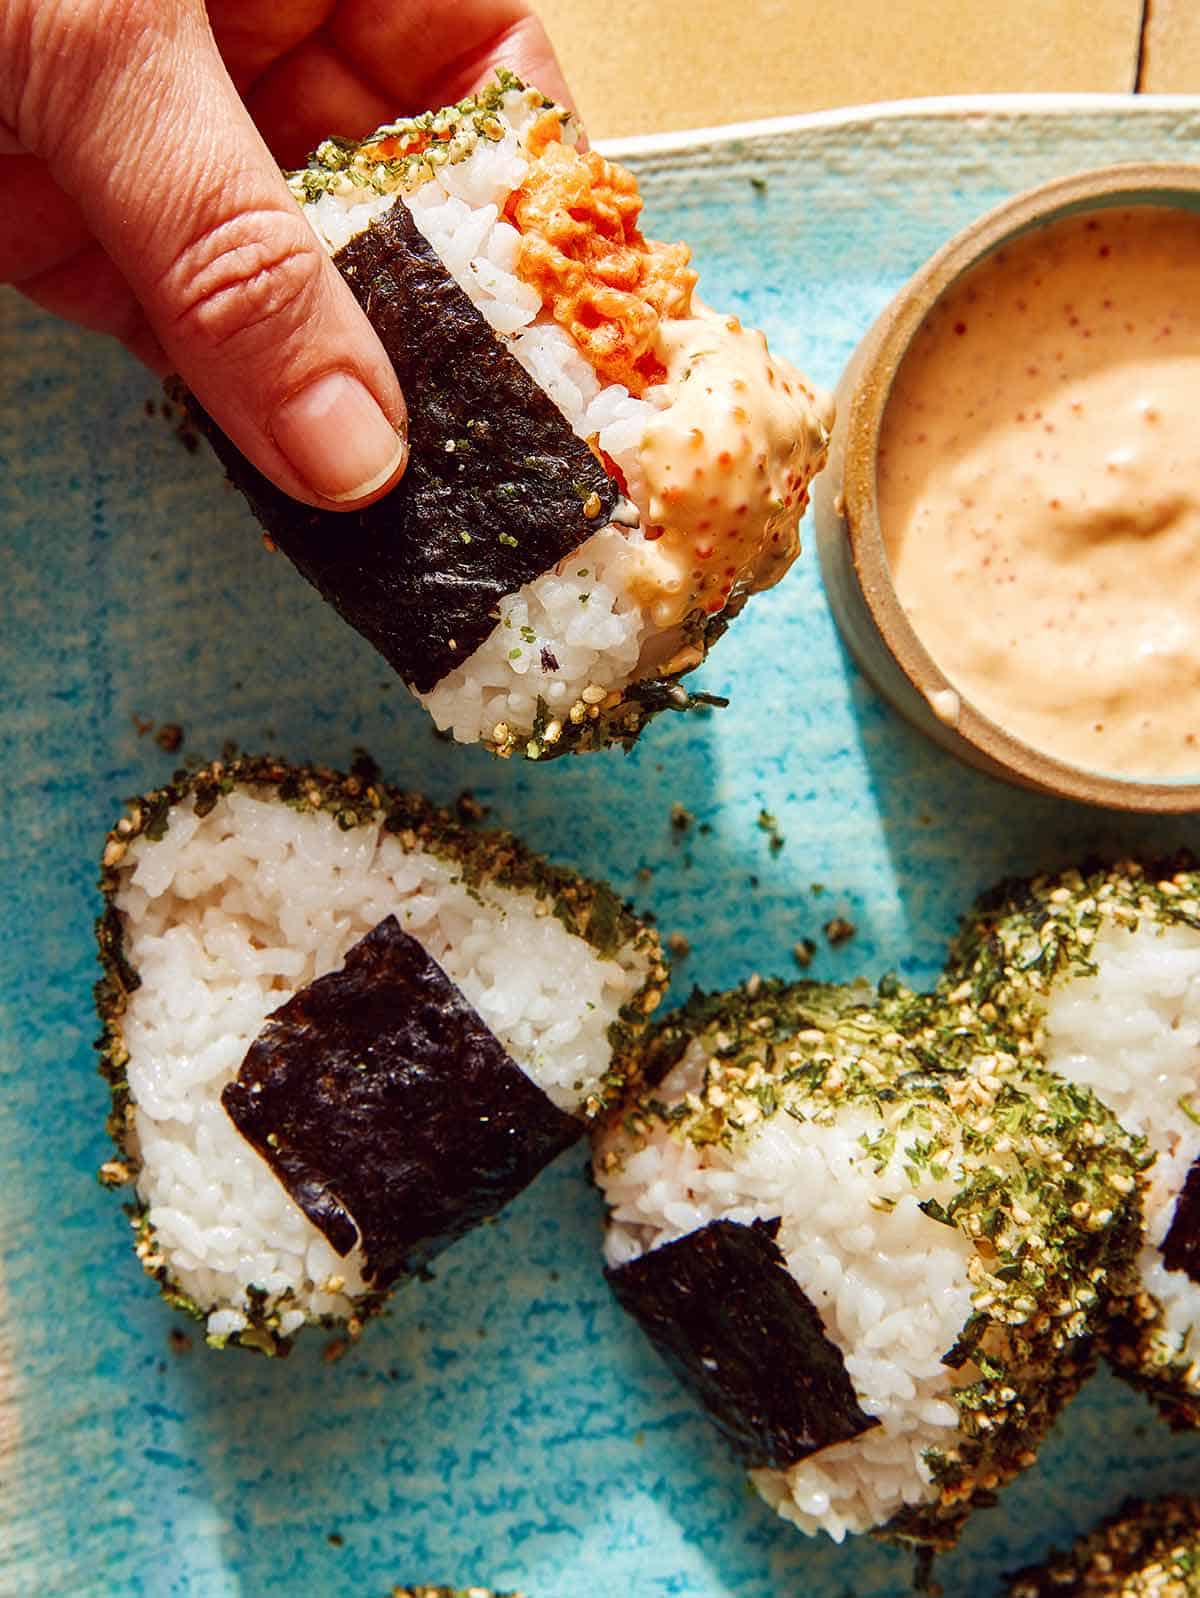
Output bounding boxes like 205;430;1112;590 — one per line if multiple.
287;71;557;204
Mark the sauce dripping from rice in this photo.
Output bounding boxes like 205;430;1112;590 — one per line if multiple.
511;117;832;634
631;308;833;629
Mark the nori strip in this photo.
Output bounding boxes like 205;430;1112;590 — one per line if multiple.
1161;1156;1200;1285
175;199;617;693
222;914;582;1287
605;1216;879;1468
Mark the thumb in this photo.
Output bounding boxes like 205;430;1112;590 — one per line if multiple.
24;0;407;509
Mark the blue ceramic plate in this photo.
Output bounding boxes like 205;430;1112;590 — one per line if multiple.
4;95;1200;1598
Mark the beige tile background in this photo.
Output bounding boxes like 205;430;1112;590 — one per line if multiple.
535;0;1194;140
1142;0;1200;93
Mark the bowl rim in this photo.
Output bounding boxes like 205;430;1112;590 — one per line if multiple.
839;159;1200;813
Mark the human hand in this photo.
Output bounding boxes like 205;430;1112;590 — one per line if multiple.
0;1;572;507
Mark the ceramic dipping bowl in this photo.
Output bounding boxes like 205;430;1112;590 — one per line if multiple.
812;162;1200;813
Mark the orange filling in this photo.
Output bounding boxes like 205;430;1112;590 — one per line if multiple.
508;116;697;395
359;130;434;162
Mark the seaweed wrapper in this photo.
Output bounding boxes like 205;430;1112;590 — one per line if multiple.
606;1215;878;1467
223;915;583;1289
173;197;617;696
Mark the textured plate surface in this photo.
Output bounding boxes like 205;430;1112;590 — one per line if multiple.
4;96;1200;1598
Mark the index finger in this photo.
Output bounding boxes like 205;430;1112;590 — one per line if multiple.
328;0;576;117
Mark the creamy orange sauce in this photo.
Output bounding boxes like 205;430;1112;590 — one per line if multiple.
879;205;1200;780
629;305;833;630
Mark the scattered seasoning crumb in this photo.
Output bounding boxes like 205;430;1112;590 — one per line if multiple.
155;723;183;754
636;866;654;884
153;396;200;454
823;916;857;947
132;713;153;737
792;938;817;969
540;646;559;672
810;882;826;896
455;791;487;823
757;809;785;853
749;175;768;194
323;1338;348;1364
667;932;691;959
327;1532;344;1548
168;1328;191;1355
670;803;694;833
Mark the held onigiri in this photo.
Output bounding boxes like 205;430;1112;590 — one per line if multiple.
180;74;832;759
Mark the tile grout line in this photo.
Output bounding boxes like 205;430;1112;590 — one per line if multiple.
1134;0;1153;91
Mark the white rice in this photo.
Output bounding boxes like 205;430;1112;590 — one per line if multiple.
1041;916;1200;1376
300;95;661;746
418;522;651;745
115;792;649;1339
600;1046;975;1542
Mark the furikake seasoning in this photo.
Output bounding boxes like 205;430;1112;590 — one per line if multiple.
940;859;1200;1430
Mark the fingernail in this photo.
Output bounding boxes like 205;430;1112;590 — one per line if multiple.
272;372;406;503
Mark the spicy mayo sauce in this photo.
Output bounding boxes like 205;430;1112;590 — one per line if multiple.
878;205;1200;780
630;305;833;632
